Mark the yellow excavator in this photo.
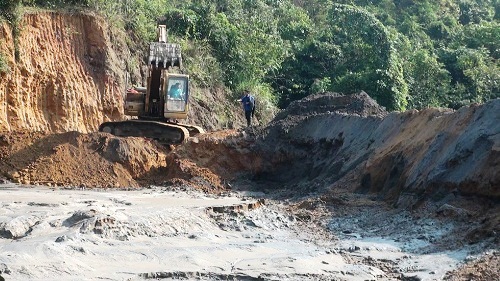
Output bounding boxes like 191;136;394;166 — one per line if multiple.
99;25;204;144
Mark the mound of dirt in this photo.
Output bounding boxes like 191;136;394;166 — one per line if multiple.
273;91;388;121
0;130;230;193
0;131;167;188
444;252;499;280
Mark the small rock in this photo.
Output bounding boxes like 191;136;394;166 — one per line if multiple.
0;263;11;274
55;235;67;242
348;246;361;252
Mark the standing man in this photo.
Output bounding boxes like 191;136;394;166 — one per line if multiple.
239;90;256;127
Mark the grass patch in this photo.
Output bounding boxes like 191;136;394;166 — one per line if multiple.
0;52;9;74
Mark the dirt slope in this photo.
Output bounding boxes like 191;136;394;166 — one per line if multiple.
0;11;128;133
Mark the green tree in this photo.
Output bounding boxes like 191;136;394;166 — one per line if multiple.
171;0;287;93
406;50;451;109
279;4;408;110
456;21;500;59
458;0;496;24
439;47;500;108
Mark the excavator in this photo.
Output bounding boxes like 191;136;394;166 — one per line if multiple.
99;25;204;144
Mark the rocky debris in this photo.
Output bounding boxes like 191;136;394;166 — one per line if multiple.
55;235;68;243
63;210;98;227
0;215;40;239
163;158;228;193
207;199;265;214
0;263;10;280
61;210;126;240
443;251;500;280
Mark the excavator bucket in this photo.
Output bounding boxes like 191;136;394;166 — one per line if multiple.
148;42;182;69
148;25;182;69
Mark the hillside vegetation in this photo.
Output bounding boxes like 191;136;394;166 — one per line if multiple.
1;0;499;112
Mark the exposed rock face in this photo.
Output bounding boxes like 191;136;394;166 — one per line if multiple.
0;11;127;133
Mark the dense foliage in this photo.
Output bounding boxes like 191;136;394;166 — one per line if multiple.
1;0;498;110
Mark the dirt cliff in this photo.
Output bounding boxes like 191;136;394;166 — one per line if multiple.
0;11;129;133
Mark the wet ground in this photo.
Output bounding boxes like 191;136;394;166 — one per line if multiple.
1;183;497;281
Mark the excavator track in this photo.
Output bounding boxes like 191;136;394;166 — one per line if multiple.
176;123;205;136
99;120;190;145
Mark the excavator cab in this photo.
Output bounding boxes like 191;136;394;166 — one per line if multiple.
164;74;189;119
125;72;190;121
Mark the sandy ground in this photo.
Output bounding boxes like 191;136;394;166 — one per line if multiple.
1;182;497;281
